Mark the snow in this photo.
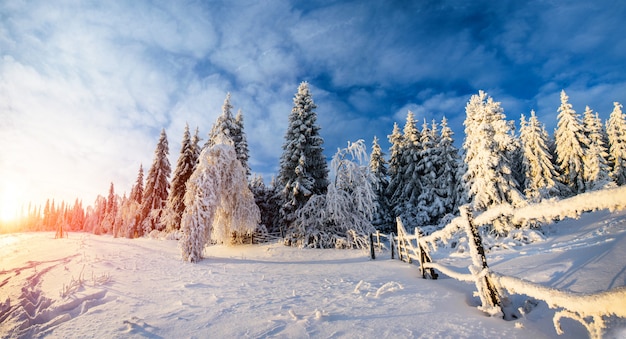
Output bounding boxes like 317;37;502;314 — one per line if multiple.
2;209;626;338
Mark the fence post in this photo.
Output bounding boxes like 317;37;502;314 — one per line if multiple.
369;233;376;260
415;228;438;280
460;206;502;315
390;233;395;260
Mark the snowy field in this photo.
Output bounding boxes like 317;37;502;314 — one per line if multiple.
1;210;626;338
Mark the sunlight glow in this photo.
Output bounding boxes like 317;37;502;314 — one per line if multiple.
1;183;20;223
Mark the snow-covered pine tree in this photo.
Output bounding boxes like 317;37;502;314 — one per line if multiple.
519;110;561;201
207;93;235;149
128;165;144;238
140;129;171;236
554;90;587;194
582;106;613;191
417;119;445;226
294;140;376;249
179;134;260;262
369;136;393;232
277;82;329;235
233;109;251;177
102;182;118;235
163;124;198;232
462;91;524;217
394;111;426;228
437;117;465;219
250;175;281;235
385;122;404;232
607;102;626;185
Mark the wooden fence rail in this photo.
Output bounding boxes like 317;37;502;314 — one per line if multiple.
375;186;626;338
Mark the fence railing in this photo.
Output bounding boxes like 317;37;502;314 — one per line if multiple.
375;185;626;338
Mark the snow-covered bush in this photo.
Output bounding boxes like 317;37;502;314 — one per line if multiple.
290;140;376;249
179;136;260;262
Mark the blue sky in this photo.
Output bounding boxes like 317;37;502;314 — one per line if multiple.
1;0;625;217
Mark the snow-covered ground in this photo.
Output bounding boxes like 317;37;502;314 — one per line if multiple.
1;209;626;338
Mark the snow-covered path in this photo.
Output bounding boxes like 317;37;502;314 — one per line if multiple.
2;209;626;338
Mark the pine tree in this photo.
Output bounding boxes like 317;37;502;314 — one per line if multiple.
369;136;393;232
140;129;171;235
582;106;612;190
519;110;561;201
102;182;118;235
163;124;199;232
277;82;329;233
437;117;465;218
554;90;587;194
385;122;404;231
417;119;444;226
250;175;281;235
393;111;425;227
207;93;236;149
233;109;251;177
179;134;259;262
607;102;626;185
462;91;524;215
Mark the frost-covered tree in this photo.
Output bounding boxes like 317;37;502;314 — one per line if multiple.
128;165;144;238
607;102;626;185
463;91;524;214
163;124;199;232
140;129;171;235
417;120;445;226
582;106;612;191
369;136;393;232
385;122;404;231
437;117;465;219
519;111;561;201
102;182;118;235
179;135;260;263
554;90;587;194
293;140;376;249
250;175;281;235
277;82;329;234
392;111;426;227
233;109;250;177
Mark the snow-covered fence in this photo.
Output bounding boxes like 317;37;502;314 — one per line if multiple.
394;186;626;338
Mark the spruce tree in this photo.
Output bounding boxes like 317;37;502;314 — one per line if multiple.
369;136;393;232
519;110;561;201
163;124;198;232
140;129;171;235
233;109;251;177
554;90;587;194
462;91;524;214
385;122;404;231
277;82;329;233
393;111;426;227
437;117;465;217
417;119;444;226
607;102;626;185
582;106;612;190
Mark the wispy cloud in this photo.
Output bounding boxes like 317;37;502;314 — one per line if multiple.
1;0;625;209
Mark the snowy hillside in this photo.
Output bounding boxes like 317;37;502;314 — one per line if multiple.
2;209;626;338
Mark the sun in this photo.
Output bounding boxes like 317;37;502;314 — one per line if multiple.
1;185;20;223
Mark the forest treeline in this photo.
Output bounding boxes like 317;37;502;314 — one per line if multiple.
8;84;626;260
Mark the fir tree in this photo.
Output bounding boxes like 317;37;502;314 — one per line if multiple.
519;110;561;201
163;124;198;232
128;164;144;238
554;90;587;194
394;111;426;227
607;102;626;185
250;175;281;235
462;91;524;215
140;129;171;235
437;117;465;218
582;106;612;190
417;119;444;226
369;136;393;232
277;82;329;234
233;109;251;177
385;122;404;232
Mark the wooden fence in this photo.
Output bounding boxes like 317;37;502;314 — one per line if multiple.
372;186;626;338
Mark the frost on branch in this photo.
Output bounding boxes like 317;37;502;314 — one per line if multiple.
291;140;376;249
179;136;260;262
